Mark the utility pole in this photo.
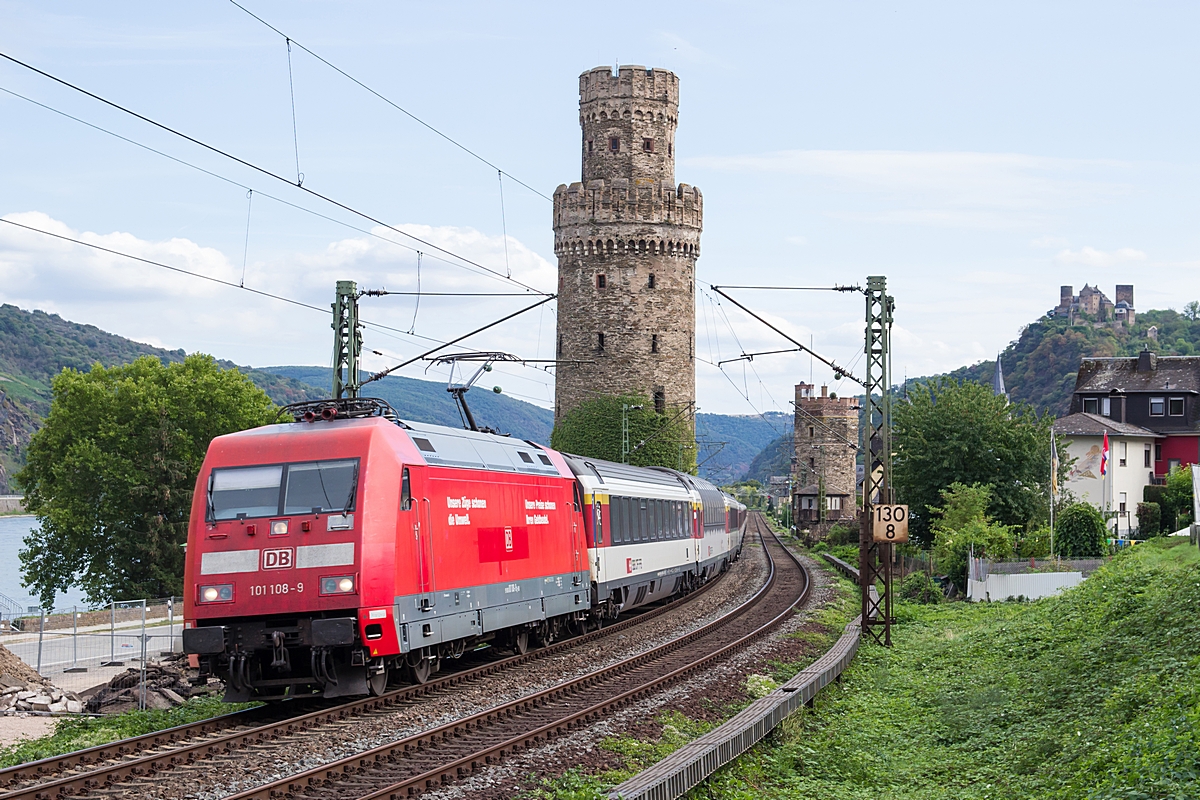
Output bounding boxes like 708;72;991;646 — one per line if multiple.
621;404;643;464
860;275;895;646
332;280;362;399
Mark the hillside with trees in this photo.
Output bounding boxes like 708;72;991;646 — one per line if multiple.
938;307;1200;417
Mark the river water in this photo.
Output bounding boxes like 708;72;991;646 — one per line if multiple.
0;516;90;612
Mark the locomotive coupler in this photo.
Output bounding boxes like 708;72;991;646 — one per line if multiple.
269;631;291;672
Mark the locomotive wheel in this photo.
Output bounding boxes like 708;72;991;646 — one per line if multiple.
512;629;530;655
408;658;434;685
368;662;388;696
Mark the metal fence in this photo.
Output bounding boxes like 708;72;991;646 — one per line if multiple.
4;598;183;684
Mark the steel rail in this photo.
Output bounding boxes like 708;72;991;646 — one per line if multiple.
226;515;807;800
609;537;876;799
0;564;729;799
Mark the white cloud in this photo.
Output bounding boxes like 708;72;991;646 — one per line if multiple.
686;149;1132;229
1030;235;1070;248
0;212;559;405
1054;246;1148;267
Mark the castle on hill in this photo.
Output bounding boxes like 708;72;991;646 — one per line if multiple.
1050;284;1135;327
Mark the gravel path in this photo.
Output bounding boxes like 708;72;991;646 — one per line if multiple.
138;537;773;800
420;544;838;800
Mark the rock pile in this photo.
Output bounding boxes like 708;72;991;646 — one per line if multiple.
85;654;220;714
0;683;83;714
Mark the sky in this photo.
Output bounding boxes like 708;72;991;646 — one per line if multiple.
1;1;1197;416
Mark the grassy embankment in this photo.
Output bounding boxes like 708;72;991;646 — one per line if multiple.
531;537;1199;799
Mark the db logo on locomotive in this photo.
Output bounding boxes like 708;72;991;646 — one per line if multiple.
262;548;294;570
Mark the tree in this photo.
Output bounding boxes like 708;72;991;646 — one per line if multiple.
893;378;1059;547
1053;502;1107;557
929;483;1015;591
1184;300;1200;321
16;355;277;606
1161;465;1194;532
550;393;696;473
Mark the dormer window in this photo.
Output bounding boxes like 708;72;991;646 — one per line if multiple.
1169;397;1185;416
1101;397;1111;417
1150;397;1165;416
1083;397;1098;414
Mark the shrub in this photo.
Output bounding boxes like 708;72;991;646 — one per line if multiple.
826;522;858;546
1018;526;1052;558
931;483;1015;591
1136;501;1161;538
1054;502;1107;557
898;572;942;604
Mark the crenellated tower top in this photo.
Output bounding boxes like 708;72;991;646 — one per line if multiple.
578;66;679;185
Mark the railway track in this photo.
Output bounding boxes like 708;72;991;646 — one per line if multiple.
223;513;806;800
0;536;736;800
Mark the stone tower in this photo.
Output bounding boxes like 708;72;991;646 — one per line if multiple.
791;383;858;528
552;66;702;423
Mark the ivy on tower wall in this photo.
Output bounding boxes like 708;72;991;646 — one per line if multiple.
550;393;696;474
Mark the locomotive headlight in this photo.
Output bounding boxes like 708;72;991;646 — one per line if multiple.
199;584;234;603
320;575;355;595
270;520;289;536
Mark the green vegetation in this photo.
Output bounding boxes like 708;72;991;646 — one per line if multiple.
17;355;277;606
929;483;1015;591
942;307;1200;417
1142;466;1195;534
1053;502;1108;557
739;429;795;484
893;379;1060;546
685;537;1200;799
0;304;320;493
0;697;256;767
551;393;697;473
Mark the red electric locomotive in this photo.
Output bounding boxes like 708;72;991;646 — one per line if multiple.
183;398;742;701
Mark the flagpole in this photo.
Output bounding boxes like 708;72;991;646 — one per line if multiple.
1049;429;1055;558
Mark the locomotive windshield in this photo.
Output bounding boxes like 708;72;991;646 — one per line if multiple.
208;459;359;521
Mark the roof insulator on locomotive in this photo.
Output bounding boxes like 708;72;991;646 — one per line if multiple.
303;410;318;423
321;407;339;421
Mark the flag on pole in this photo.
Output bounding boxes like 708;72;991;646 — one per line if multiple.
1050;434;1059;498
1101;431;1109;477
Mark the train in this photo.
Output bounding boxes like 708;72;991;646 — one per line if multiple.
182;398;747;701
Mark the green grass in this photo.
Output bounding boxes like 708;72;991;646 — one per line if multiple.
688;537;1200;799
0;697;258;767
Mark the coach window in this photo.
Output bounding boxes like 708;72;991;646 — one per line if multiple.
1169;397;1185;416
655;500;665;539
639;499;649;541
400;468;412;511
1150;397;1165;416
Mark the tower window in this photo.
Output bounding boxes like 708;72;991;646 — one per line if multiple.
610;137;620;152
557;335;562;356
598;333;605;352
809;427;815;438
588;139;594;152
668;142;672;156
648;274;656;288
597;274;606;289
651;334;659;353
654;390;666;415
642;138;654;152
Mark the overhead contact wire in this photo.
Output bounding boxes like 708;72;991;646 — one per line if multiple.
227;0;552;202
0;50;549;296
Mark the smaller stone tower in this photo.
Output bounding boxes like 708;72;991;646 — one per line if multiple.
792;383;858;531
